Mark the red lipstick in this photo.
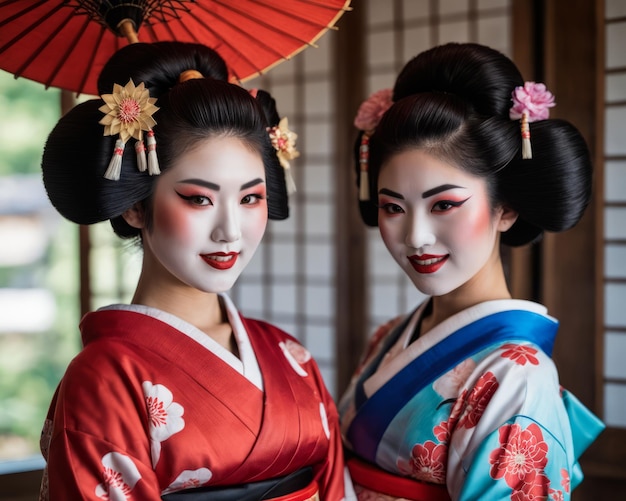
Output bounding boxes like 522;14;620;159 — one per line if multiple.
408;254;448;274
201;252;238;270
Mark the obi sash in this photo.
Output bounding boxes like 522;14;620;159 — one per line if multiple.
348;456;450;501
347;309;558;463
161;467;317;501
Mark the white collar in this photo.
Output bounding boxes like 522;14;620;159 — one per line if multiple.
99;293;264;390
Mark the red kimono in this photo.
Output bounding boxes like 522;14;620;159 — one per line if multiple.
39;295;346;500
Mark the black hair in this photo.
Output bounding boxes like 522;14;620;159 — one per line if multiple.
355;42;592;246
42;41;289;239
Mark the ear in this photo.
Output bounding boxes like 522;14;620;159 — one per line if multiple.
122;203;145;229
496;205;518;232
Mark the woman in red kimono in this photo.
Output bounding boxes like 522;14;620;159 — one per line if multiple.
38;41;348;500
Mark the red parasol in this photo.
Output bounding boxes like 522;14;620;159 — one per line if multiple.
0;0;351;95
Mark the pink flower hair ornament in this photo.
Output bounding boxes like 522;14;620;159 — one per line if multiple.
509;82;555;159
353;88;393;201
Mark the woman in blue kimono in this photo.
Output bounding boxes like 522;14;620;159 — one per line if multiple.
339;42;604;501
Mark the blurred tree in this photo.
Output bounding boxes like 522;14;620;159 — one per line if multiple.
0;70;79;460
0;70;61;176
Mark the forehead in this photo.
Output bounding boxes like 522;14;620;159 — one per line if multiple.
168;135;265;178
379;149;483;188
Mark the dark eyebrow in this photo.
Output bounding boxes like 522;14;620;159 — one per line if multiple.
178;178;220;191
177;178;265;191
422;184;465;199
241;178;264;190
378;188;404;199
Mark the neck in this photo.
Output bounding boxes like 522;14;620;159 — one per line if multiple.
132;272;237;355
421;247;511;334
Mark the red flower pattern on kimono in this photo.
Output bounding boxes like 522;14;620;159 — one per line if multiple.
457;371;499;429
560;468;570;493
397;440;447;483
433;420;451;443
549;488;564;501
95;452;141;500
489;423;550;499
279;341;309;377
500;344;540;366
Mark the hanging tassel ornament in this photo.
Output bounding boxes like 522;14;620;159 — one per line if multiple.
135;139;147;172
359;133;370;201
104;139;126;181
353;88;393;201
509;82;555;161
284;166;297;195
520;112;532;159
146;130;160;176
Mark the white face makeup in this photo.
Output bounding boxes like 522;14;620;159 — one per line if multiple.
377;149;511;297
139;135;268;293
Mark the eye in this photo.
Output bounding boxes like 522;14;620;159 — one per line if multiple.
431;197;470;213
241;193;265;205
176;192;212;206
379;202;405;215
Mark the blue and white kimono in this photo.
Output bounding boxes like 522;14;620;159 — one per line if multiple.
339;299;604;501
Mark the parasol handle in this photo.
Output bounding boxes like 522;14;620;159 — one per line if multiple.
118;19;139;44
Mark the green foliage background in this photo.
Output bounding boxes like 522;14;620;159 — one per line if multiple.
0;70;80;460
0;71;62;176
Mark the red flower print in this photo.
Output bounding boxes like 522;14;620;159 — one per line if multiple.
146;396;168;428
457;372;499;429
397;440;447;483
550;488;564;501
284;339;312;364
560;468;570;493
101;468;133;499
433;420;450;443
489;423;549;496
500;344;540;366
446;390;466;432
433;358;476;399
95;452;141;500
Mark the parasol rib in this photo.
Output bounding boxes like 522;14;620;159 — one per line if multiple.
144;12;195;43
0;0;63;55
76;25;107;96
43;14;92;90
179;6;263;79
248;0;350;28
194;2;298;68
212;0;320;49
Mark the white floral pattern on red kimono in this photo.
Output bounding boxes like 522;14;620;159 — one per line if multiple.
95;452;141;500
142;381;185;467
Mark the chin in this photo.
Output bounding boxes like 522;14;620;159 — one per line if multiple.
409;277;457;297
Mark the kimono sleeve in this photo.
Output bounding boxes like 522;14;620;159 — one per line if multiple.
40;342;163;500
43;428;163;500
455;416;573;501
446;344;587;501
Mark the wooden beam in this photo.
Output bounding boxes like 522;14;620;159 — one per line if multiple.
334;5;368;395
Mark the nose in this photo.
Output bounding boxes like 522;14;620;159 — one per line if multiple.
405;210;436;252
211;204;242;243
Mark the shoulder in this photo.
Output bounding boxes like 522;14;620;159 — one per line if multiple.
239;315;300;343
450;342;562;429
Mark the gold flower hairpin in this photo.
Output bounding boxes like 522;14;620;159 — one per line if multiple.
99;79;160;180
268;117;299;194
